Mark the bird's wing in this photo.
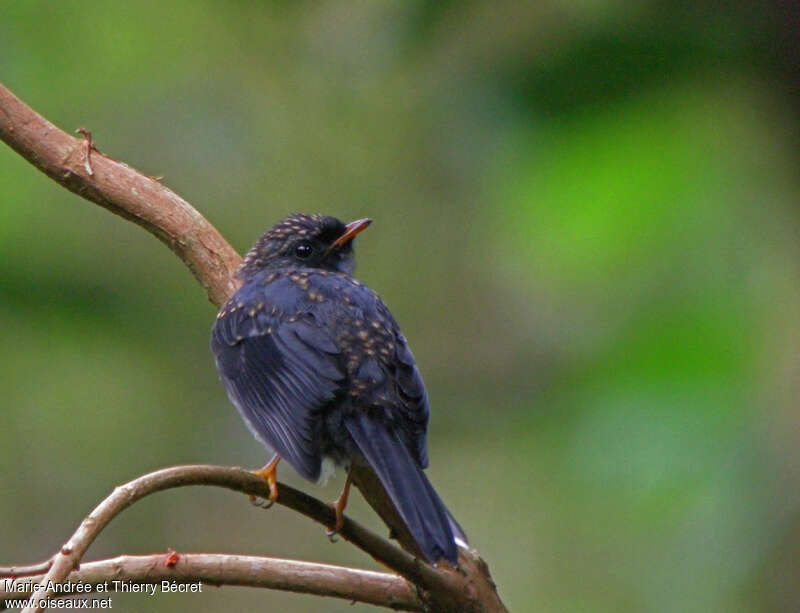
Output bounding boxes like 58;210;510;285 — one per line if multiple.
391;329;431;468
211;297;344;482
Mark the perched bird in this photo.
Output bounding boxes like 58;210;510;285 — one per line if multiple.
210;213;466;564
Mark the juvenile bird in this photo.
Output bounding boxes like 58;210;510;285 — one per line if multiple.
210;213;466;564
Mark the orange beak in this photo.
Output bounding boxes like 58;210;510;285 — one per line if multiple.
328;218;372;252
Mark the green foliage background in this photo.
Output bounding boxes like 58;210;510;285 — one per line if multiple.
2;2;798;611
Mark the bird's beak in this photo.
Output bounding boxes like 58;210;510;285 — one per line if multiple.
329;218;372;252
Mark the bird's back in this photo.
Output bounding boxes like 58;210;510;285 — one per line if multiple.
212;267;430;469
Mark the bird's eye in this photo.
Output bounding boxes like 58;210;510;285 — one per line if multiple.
294;242;313;259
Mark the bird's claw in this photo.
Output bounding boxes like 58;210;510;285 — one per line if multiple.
250;455;280;509
249;494;275;510
325;503;346;542
325;470;351;543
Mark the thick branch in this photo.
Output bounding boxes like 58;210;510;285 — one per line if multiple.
0;553;422;611
0;83;241;306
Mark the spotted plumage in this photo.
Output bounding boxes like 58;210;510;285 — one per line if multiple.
211;213;465;564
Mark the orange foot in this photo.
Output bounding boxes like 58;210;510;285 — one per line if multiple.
250;455;280;509
326;470;353;542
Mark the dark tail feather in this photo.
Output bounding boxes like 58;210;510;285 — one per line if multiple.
446;507;468;548
345;414;463;564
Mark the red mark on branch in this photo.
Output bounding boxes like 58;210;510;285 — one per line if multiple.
164;548;180;568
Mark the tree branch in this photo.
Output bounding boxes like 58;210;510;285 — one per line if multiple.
0;561;53;579
0;553;423;611
0;83;241;306
0;82;507;613
17;464;457;613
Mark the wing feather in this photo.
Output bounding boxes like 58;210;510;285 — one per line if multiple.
392;332;430;468
211;301;344;482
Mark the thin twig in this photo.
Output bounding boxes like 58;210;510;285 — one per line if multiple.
74;128;94;176
0;559;53;579
0;553;422;612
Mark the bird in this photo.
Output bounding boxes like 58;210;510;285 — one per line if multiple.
210;213;467;565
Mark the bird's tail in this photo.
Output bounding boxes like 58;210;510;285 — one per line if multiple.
345;414;466;564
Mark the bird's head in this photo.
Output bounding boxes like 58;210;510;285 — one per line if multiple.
239;213;371;279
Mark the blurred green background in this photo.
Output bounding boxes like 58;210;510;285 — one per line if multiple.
2;2;799;612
